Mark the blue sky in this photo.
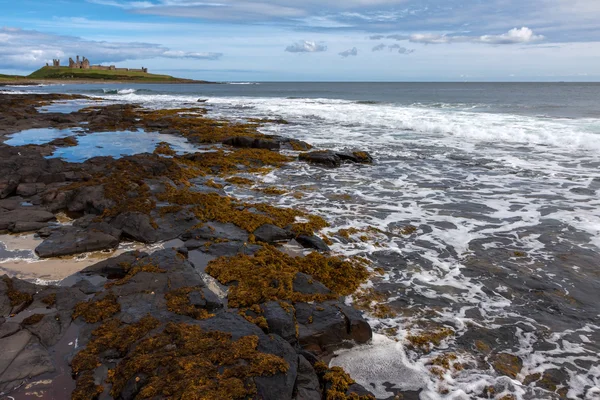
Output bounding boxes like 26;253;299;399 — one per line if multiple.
1;0;599;81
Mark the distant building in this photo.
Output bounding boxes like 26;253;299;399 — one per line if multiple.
51;56;147;73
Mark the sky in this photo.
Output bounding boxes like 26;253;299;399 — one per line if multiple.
0;0;599;81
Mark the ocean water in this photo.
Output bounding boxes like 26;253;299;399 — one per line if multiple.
3;82;600;399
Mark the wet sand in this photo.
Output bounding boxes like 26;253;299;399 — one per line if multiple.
0;233;168;283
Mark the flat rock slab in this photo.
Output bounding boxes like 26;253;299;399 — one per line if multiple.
0;209;55;232
35;226;119;258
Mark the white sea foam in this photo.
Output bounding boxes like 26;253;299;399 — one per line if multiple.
90;89;600;399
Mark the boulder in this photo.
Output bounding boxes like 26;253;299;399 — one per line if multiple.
293;273;331;296
294;355;322;400
16;183;45;197
66;185;114;215
222;136;281;150
261;301;297;343
254;224;294;243
295;301;372;355
181;222;249;243
0;209;55;232
299;151;341;168
111;212;158;243
35;226;120;258
336;151;374;164
0;176;19;199
295;235;331;252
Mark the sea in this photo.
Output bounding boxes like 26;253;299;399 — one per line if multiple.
2;82;600;399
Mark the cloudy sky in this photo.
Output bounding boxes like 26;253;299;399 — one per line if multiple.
1;0;599;81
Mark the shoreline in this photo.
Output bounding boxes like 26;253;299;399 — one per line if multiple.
0;92;381;399
0;78;218;86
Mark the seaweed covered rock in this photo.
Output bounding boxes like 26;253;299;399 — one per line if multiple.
222;136;281;150
299;149;374;168
299;150;342;168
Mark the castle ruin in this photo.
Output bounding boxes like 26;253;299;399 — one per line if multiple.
46;56;148;73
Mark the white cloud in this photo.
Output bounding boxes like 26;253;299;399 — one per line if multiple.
410;27;544;45
372;43;386;51
339;47;358;57
285;40;327;53
0;27;222;69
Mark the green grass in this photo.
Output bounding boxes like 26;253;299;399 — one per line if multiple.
0;74;23;81
27;66;203;83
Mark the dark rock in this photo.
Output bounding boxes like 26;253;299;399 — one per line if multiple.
295;302;372;355
254;224;294;243
255;333;299;400
0;176;19;199
37;173;66;185
299;151;341;168
23;313;62;347
188;288;223;311
12;221;49;233
0;209;55;232
292;273;331;296
294;355;321;400
181;221;249;243
296;235;331;252
111;212;158;243
66;185;114;215
222;136;281;150
0;338;54;393
261;301;297;343
35;226;120;258
16;183;46;197
336;151;374;164
336;303;373;344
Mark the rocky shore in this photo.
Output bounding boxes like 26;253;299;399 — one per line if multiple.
0;93;383;399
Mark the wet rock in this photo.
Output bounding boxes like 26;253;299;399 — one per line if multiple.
0;339;54;393
16;183;45;197
255;333;299;400
111;212;158;243
181;221;249;243
23;313;62;347
66;185;114;215
48;136;78;147
254;224;294;243
336;151;374;164
295;301;371;355
35;225;120;258
222;136;281;150
0;330;31;374
292;273;331;296
261;301;297;343
188;288;223;311
536;368;569;394
0;176;19;198
299;151;342;168
491;352;523;379
294;355;321;400
295;235;331;252
0;209;55;232
12;221;49;233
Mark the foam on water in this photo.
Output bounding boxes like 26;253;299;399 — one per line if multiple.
5;87;596;398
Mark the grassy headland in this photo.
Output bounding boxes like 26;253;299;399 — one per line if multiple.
0;66;211;85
